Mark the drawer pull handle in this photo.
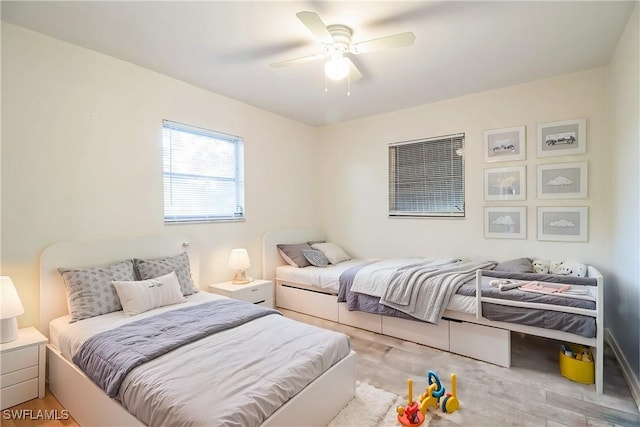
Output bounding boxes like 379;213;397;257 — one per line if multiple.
251;288;258;292
254;300;265;304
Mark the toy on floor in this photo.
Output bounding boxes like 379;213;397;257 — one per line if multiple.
423;370;461;414
440;374;460;413
426;370;446;402
397;378;425;427
418;383;438;414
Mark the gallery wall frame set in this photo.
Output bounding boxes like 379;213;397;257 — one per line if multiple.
483;126;526;163
537;118;586;158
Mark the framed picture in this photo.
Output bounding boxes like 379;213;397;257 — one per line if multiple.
484;207;526;239
537;161;588;199
483;126;526;162
484;166;526;201
537;118;586;157
537;206;588;242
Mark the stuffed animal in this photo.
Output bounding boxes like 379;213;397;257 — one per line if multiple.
558;261;587;277
532;259;550;274
549;260;564;274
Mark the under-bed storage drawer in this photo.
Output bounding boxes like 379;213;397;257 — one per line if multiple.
338;304;382;333
276;283;339;322
382;316;450;351
449;321;510;367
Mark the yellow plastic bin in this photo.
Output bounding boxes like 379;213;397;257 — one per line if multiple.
559;344;594;384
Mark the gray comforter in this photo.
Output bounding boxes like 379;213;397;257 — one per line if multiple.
379;260;496;323
73;299;280;397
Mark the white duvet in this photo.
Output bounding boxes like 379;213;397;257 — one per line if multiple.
53;293;351;427
276;259;371;292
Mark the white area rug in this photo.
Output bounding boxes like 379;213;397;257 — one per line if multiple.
328;382;431;427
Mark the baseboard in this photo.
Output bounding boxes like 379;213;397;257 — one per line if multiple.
605;328;640;411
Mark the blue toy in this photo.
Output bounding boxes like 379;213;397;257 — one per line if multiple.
427;370;446;401
425;370;460;414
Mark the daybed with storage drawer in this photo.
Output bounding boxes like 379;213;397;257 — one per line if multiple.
262;228;604;394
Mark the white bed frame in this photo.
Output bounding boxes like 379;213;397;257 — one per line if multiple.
262;228;604;394
40;234;355;427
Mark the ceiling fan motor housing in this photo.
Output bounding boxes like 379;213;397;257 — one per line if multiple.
325;24;352;54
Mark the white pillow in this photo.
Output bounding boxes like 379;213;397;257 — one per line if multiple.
112;271;185;317
311;242;351;264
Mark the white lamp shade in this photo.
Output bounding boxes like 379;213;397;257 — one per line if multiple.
1;276;24;319
325;56;350;81
228;249;251;271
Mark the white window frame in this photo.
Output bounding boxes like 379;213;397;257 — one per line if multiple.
163;120;245;223
389;133;465;218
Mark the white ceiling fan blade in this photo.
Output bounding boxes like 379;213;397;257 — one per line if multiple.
296;11;334;44
347;58;363;81
270;53;327;68
351;32;416;54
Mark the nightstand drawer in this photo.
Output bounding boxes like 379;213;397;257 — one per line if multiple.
1;366;39;388
1;377;38;409
1;346;38;373
234;284;272;304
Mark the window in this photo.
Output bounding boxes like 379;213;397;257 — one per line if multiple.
163;120;244;223
389;133;465;217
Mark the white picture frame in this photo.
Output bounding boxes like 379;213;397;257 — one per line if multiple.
483;126;526;163
484;207;527;239
537;118;586;157
537;161;588;199
537;206;588;242
484;166;526;201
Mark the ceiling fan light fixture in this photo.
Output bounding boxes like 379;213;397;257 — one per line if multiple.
324;55;350;80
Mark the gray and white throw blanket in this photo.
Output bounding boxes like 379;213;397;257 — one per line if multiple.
73;299;280;397
380;260;496;323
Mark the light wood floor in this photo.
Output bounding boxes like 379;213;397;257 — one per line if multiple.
281;309;640;427
5;310;640;427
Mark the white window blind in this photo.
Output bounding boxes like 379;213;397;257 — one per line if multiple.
163;120;245;223
389;133;465;217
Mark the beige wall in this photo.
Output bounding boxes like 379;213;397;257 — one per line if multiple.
1;23;319;328
606;3;640;391
317;69;610;267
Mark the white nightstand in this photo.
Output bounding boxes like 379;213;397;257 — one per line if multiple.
208;279;274;308
0;327;47;410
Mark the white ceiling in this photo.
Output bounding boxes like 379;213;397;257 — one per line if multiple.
1;1;635;126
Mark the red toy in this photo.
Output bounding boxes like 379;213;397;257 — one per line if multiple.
397;378;425;427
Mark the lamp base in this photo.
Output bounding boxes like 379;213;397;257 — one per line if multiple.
231;270;250;285
0;317;18;344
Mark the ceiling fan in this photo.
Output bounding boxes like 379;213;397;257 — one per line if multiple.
271;11;416;82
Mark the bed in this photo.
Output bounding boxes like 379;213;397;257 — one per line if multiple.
262;228;604;394
40;235;356;427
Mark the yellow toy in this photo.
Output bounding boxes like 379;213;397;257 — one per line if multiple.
396;378;425;427
440;374;460;414
418;383;439;414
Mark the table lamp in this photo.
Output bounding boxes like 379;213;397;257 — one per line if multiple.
228;248;251;284
1;276;24;343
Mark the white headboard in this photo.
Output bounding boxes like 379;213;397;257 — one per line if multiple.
261;228;324;281
39;234;199;337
